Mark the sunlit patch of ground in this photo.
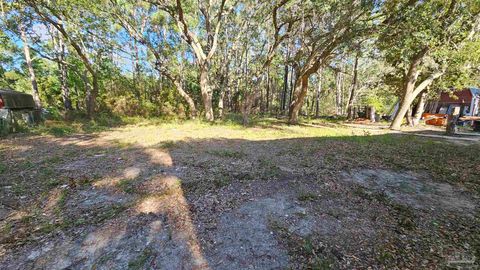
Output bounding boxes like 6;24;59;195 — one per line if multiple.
0;118;478;269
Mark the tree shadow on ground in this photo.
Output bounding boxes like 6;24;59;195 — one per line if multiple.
0;130;479;269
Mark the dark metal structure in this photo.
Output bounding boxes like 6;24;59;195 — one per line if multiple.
0;89;41;134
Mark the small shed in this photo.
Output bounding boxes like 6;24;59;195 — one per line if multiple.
0;89;40;134
425;87;480;117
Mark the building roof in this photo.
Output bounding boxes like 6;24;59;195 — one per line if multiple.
0;89;35;109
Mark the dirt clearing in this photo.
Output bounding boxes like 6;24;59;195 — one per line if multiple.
1;119;479;269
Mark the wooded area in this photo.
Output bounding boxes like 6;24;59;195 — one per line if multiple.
1;0;479;128
2;2;480;268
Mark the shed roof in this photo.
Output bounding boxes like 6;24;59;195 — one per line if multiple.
0;89;35;109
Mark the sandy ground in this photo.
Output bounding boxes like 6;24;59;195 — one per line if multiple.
0;121;478;269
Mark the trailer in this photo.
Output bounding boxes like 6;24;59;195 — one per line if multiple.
0;89;42;134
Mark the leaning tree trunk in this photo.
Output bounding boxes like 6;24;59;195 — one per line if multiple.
199;65;214;121
288;74;309;124
406;106;414;126
20;25;42;109
391;93;416;130
390;48;428;130
412;91;427;126
172;79;197;119
82;70;93;118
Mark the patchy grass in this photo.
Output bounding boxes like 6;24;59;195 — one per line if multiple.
208;149;245;159
298;191;318;202
117;178;136;194
0;162;6;173
1;116;479;269
128;247;154;270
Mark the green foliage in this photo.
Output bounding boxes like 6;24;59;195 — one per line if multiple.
378;0;480;95
0;0;477;129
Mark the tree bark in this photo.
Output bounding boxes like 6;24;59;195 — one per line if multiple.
335;71;342;115
315;69;323;118
390;48;428;130
406;106;414;126
174;80;197;119
86;73;98;119
412;91;427;126
369;106;376;122
55;29;72;111
20;25;42;109
347;53;359;120
30;5;99;118
199;65;214;121
265;67;270;113
161;71;197;118
288;74;310;124
282;64;289;113
218;90;225;118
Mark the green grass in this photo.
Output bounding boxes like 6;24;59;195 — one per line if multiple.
208;149;245;158
0;163;6;173
46;178;62;188
213;174;231;187
117;179;136;193
128;248;153;270
298;191;318;202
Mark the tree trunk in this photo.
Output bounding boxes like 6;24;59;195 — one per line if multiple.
289;66;294;109
282;64;289;113
218;90;225;119
86;74;98;119
20;25;41;109
132;39;142;102
315;69;323;118
82;70;96;119
288;74;309;124
265;66;270;113
406;106;414;126
241;91;256;126
369;106;376;123
390;48;428;130
335;71;342;115
56;31;72;111
412;91;427;126
391;93;415;130
199;65;214;121
172;79;197;119
347;54;359;120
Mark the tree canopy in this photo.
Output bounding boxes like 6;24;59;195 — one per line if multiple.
0;0;478;126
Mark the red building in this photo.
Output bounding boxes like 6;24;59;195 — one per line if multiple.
425;87;480;117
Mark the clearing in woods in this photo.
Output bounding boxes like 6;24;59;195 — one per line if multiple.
0;118;479;269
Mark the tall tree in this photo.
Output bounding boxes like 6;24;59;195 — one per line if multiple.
19;21;41;109
151;0;236;121
379;0;480;130
24;0;107;118
287;0;378;124
110;1;198;118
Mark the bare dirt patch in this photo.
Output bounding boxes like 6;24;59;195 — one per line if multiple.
342;169;477;214
1;122;479;269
